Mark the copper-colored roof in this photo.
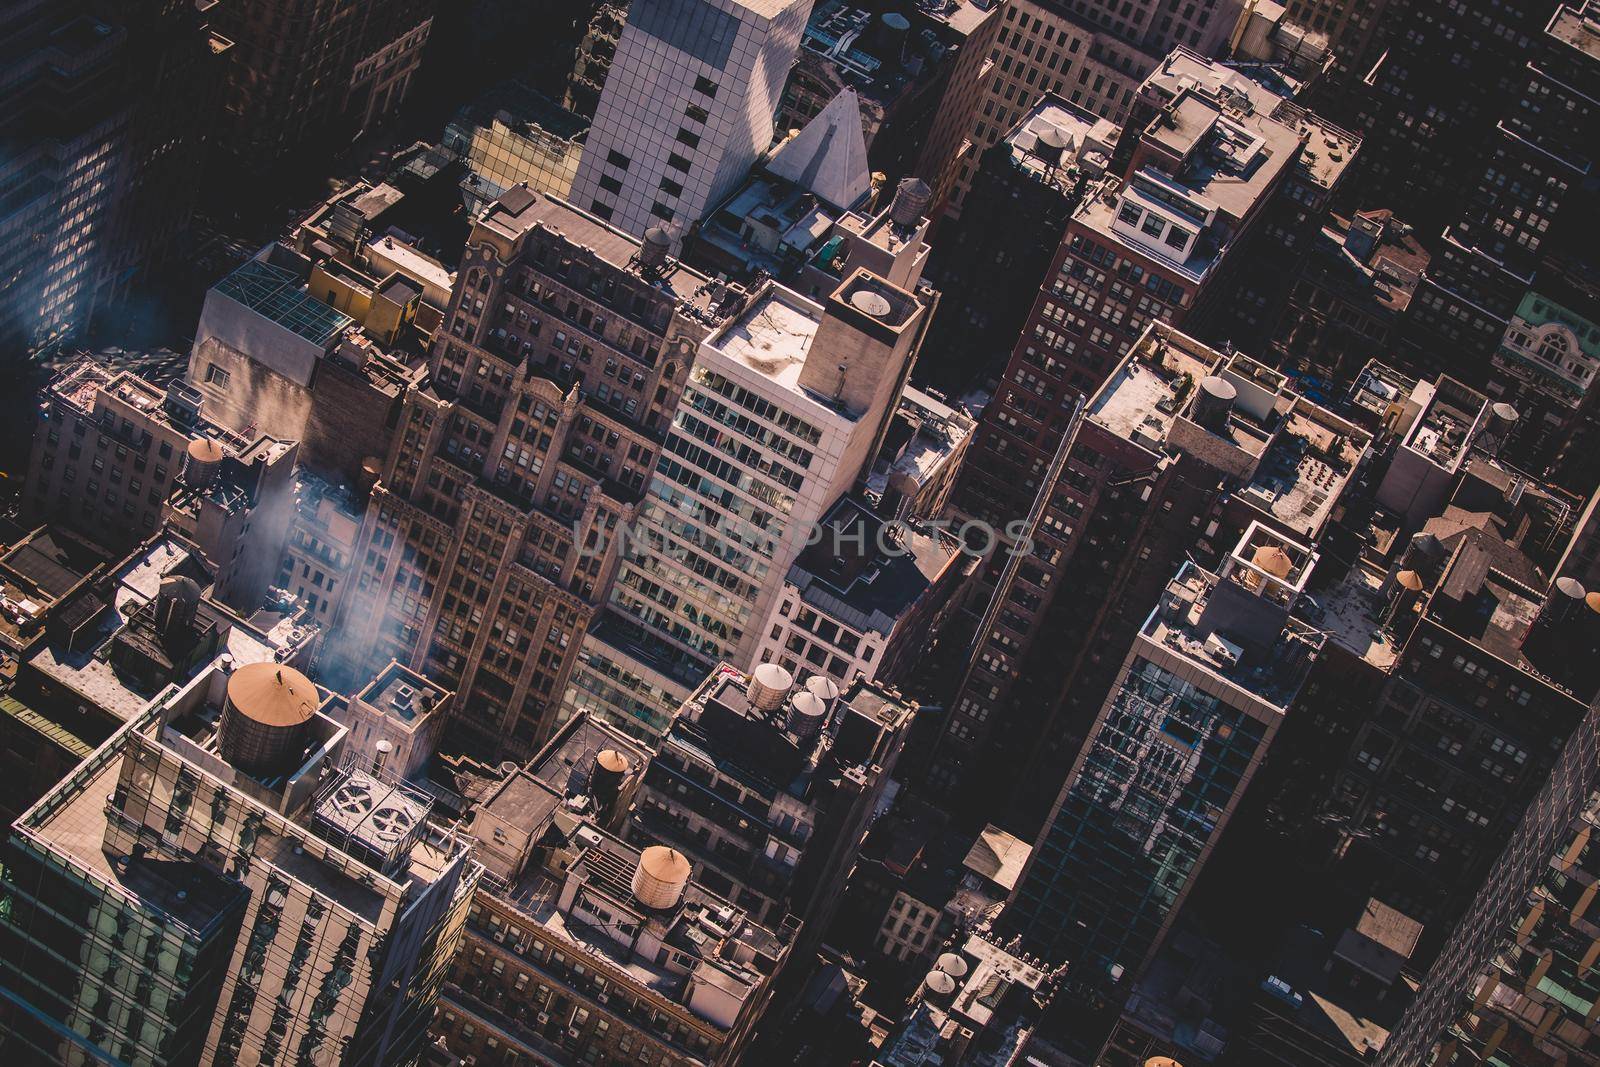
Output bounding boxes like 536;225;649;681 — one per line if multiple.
1396;569;1424;592
227;662;318;727
638;845;690;883
1252;545;1294;579
187;437;224;463
597;749;630;773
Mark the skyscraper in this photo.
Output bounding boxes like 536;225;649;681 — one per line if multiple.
570;0;814;240
0;0;230;351
329;186;743;758
1003;523;1325;990
208;0;434;169
0;656;476;1066
566;269;930;739
1376;698;1600;1065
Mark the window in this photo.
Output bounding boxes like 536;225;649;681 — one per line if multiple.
204;364;230;387
1164;226;1192;250
666;152;692;173
1117;202;1142;226
693;75;718;98
605;149;630;170
659;177;683;197
598;174;622;195
1141;213;1166;238
590;201;613;221
684;103;709;124
675;128;700;149
650;202;674;221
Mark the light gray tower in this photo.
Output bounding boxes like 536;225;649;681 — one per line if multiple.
571;0;814;240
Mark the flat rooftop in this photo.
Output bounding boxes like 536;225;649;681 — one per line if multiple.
526;713;650;798
709;288;821;393
357;661;447;727
214;256;353;348
1403;378;1487;471
1304;561;1400;670
22;754;245;936
475;187;718;316
1090;330;1216;447
1005;97;1118;191
1240;404;1367;539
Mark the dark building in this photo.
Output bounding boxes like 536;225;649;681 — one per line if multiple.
1269;209;1431;383
774;0;1003;220
919;95;1118;395
1347;0;1560;235
1400;2;1600;406
953;50;1357;538
1376;695;1600;1066
626;665;914;946
209;0;433;170
933;325;1371;830
0;0;230;352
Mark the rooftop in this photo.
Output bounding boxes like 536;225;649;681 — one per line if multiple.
524;710;651;800
1142;548;1324;710
788;496;962;636
1002;95;1119;191
213;255;354;348
1304;560;1401;670
356;660;448;728
19;753;247;937
474;187;726;320
1238;401;1368;540
1089;326;1216;448
707;286;822;394
482;821;788;1032
1549;2;1600;60
1402;376;1489;472
866;386;976;498
962;825;1031;894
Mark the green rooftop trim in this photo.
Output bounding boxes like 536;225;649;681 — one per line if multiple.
0;694;93;760
214;257;353;348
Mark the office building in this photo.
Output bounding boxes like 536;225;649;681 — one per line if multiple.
1350;0;1561;234
0;0;230;351
277;471;364;627
431;711;792;1067
1376;695;1600;1066
0;654;477;1066
953;52;1357;538
330;186;741;757
872;932;1059;1067
942;0;1259;220
686;87;877;283
0;530;320;821
189;245;431;487
1268;208;1430;382
444;82;591;212
1282;0;1392;95
775;0;1002;217
752;494;971;689
209;0;433;168
921;94;1118;394
627;665;914;938
1400;3;1600;401
1001;524;1326;996
934;325;1371;828
565;3;629;120
24;360;301;613
570;0;814;241
569;269;930;739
